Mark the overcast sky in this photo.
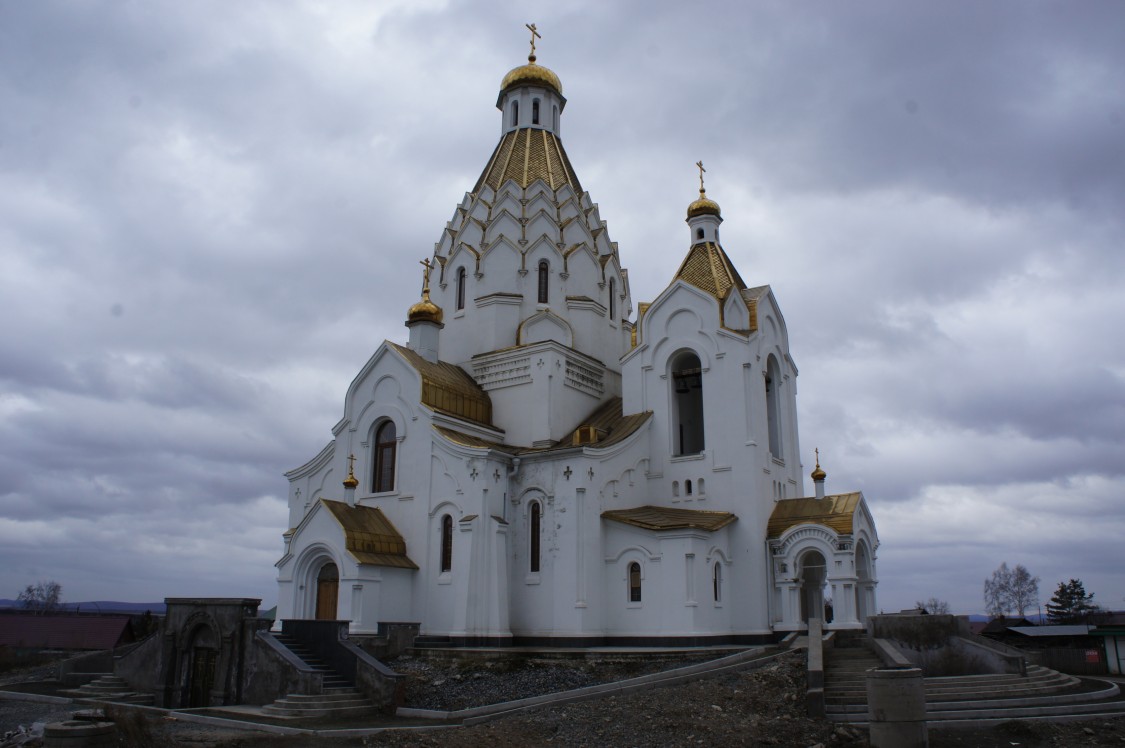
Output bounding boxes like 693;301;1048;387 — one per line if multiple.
2;1;1123;617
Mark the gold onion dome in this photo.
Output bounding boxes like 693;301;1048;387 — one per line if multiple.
407;291;443;325
811;451;827;482
687;189;721;220
500;54;563;97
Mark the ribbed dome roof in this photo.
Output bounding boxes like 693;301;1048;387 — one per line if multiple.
687;190;721;219
500;55;563;97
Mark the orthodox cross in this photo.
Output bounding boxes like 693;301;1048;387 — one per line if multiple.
696;160;706;194
526;23;541;58
814;447;820;468
347;453;357;475
419;258;435;293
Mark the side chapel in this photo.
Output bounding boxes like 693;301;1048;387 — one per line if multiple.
275;35;879;645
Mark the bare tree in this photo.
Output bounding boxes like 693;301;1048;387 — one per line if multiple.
17;581;63;613
983;563;1039;618
915;597;951;614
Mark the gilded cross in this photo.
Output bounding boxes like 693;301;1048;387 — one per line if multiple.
814;447;820;467
696;160;706;193
347;453;357;474
526;23;541;58
420;257;435;292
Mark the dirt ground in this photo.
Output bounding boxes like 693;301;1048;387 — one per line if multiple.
4;652;1125;747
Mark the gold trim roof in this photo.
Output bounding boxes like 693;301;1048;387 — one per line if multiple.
602;505;737;532
673;241;749;302
767;492;863;538
321;499;419;569
473;128;583;194
390;343;493;427
434;396;650;454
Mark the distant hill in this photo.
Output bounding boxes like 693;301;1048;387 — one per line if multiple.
0;600;166;614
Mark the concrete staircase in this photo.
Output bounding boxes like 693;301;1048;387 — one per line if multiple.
260;634;378;718
61;675;154;705
824;647;1125;725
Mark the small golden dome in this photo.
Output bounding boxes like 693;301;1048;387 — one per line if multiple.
342;473;359;489
811;448;826;482
407;294;444;325
500;55;563;97
687;189;721;220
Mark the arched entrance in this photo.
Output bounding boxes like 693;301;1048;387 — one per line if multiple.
315;562;339;620
855;540;873;623
798;550;828;624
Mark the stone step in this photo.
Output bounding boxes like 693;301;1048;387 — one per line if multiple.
278;691;365;703
831;697;1125;724
828;682;1120;715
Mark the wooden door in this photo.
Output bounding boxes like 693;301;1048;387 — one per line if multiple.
188;647;217;708
315;563;339;620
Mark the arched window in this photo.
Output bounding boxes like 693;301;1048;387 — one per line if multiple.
608;278;616;320
529;502;541;573
672;481;679;497
685;479;693;496
537;261;549;303
532;99;540;125
456;267;466;311
628;562;642;602
698;478;705;495
511;100;519;127
765;355;782;459
373;420;396;493
671;351;705;455
440;514;453;572
713;562;722;602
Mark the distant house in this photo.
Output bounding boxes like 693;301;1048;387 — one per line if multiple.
1090;612;1125;675
0;612;134;653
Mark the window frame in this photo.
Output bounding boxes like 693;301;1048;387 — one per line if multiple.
439;514;453;573
372;420;397;493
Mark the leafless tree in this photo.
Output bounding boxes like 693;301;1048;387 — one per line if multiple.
17;581;63;613
915;597;951;614
983;562;1039;618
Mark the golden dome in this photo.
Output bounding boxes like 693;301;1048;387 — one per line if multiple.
407;293;444;325
687;189;721;220
342;473;359;489
500;55;563;97
811;449;827;482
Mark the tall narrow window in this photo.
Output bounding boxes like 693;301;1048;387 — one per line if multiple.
628;562;642;602
532;99;540;125
685;479;693;496
440;514;453;573
529;502;541;573
766;355;782;459
373;421;396;493
671;351;705;455
456;267;466;311
608;278;616;320
553;105;558;130
713;562;722;602
511;100;519;127
537;261;549;303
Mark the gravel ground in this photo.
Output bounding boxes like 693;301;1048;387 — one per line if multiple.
5;651;1125;747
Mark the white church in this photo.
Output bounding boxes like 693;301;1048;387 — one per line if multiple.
275;41;879;646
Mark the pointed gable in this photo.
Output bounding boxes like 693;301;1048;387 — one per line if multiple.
672;242;748;301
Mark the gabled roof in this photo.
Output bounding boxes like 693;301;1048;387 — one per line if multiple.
390;343;493;427
602;505;737;532
673;241;748;301
321;500;419;570
767;492;863;538
0;613;133;650
473;128;583;194
434;396;651;455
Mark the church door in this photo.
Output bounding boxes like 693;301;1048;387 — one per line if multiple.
188;647;217;708
315;563;339;620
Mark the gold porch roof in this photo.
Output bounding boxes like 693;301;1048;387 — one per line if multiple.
473;128;583;194
390;343;494;427
434;396;650;454
673;241;748;301
767;492;863;539
321;500;418;569
602;505;737;532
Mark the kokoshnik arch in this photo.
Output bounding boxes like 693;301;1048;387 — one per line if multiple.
274;32;879;646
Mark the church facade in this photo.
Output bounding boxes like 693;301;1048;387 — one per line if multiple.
274;47;879;645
